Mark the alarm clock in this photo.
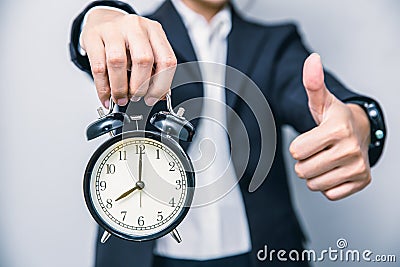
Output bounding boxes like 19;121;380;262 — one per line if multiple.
83;95;195;244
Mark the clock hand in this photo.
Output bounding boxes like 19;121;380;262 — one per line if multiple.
115;186;139;202
139;150;143;208
115;181;144;202
138;150;143;182
116;151;146;203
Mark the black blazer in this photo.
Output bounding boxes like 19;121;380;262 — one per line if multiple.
69;1;384;266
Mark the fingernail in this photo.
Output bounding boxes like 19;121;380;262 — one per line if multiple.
145;97;159;106
104;99;110;109
131;96;141;102
117;98;128;106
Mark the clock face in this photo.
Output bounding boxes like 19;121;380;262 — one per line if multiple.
84;131;194;241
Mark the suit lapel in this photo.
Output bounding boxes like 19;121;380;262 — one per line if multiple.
150;0;197;62
226;8;268;110
149;0;203;151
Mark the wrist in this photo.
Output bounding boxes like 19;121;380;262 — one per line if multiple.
343;97;386;166
347;103;371;146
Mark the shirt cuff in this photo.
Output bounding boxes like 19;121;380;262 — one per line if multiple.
78;5;129;56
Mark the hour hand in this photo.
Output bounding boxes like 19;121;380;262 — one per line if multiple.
115;181;145;202
115;186;139;202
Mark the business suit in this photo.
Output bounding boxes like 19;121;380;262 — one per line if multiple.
70;1;383;266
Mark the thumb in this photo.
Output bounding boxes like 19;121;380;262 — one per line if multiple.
303;53;333;124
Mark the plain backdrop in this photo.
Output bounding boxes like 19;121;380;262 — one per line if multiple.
0;0;399;266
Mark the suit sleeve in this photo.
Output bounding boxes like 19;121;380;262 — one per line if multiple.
69;0;136;76
270;24;386;166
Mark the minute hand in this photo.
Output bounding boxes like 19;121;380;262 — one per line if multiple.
139;151;143;182
138;151;143;208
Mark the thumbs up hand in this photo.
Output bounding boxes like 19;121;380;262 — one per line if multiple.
289;53;371;201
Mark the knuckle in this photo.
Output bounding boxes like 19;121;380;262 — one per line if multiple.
294;163;305;178
289;144;299;159
333;142;360;163
345;141;362;158
332;122;352;140
125;14;140;24
306;180;319;191
133;54;154;67
100;21;114;31
158;56;177;68
365;175;372;186
150;20;163;30
352;180;369;195
324;190;339;201
91;62;106;75
354;159;369;176
97;89;110;98
107;53;127;68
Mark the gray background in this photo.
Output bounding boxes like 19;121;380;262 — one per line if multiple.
0;0;399;266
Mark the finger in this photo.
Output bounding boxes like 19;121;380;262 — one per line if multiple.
126;26;154;101
294;142;348;179
84;33;111;108
303;53;333;124
295;137;366;179
289;122;333;160
322;179;370;201
103;31;129;106
304;161;363;192
145;21;176;106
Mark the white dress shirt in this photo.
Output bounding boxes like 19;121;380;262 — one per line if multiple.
154;0;251;260
81;0;252;260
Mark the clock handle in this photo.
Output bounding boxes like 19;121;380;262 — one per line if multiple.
165;94;185;118
170;228;182;243
150;94;196;142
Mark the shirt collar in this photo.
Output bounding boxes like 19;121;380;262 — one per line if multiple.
171;0;232;39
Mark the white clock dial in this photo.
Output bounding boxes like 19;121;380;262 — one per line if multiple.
88;136;191;239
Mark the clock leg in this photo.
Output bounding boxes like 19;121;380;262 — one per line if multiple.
170;228;182;243
101;230;111;244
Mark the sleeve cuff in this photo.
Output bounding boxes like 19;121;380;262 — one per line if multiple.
343;96;387;167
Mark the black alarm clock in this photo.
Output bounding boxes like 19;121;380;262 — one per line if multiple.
83;95;195;244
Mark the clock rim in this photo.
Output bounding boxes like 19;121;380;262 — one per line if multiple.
83;130;195;242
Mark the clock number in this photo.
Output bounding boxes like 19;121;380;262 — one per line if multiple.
157;211;163;222
135;145;145;155
121;211;127;221
99;181;107;191
137;215;145;226
106;164;115;174
119;150;127;160
169;162;175;171
169;197;175;207
106;199;113;209
156;149;160;159
175;180;182;190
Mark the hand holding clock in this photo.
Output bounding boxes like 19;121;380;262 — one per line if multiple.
80;9;176;108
